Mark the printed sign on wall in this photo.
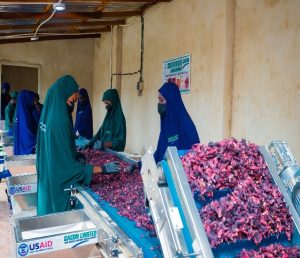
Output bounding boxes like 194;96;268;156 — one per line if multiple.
162;54;191;94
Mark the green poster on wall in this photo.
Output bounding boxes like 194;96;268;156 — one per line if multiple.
162;54;191;94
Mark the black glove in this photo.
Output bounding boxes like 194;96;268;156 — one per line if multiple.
76;152;86;164
101;162;121;174
126;161;141;173
127;162;137;173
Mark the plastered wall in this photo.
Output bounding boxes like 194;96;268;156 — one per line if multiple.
92;35;112;135
93;0;300;159
0;38;95;102
232;0;300;158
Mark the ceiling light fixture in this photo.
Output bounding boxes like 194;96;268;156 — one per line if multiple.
53;3;65;11
30;36;39;41
31;1;64;42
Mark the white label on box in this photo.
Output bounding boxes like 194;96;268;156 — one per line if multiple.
17;229;98;257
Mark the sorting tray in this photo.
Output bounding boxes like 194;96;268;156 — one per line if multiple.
6;173;37;217
14;210;98;257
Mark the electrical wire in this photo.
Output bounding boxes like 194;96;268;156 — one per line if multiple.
109;25;113;89
112;71;140;76
139;15;144;79
120;0;180;28
110;16;144;79
32;0;63;39
110;1;177;82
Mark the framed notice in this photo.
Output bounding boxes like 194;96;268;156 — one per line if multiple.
162;54;191;94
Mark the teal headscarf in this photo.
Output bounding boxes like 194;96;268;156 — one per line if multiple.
37;75;93;216
89;89;126;151
11;91;18;99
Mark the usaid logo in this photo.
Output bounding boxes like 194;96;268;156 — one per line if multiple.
9;186;16;195
9;185;31;195
18;243;29;256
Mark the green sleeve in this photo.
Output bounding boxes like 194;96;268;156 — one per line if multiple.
111;139;124;151
110;119;126;151
82;164;93;186
86;127;101;147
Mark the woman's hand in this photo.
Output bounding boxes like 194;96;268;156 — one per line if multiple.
103;142;113;148
93;166;102;174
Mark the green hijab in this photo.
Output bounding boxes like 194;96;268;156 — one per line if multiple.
89;89;126;151
11;91;18;99
37;75;93;216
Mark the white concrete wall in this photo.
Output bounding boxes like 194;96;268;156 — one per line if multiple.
232;0;300;158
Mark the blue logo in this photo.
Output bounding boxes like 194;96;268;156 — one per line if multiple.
9;186;16;195
18;243;29;256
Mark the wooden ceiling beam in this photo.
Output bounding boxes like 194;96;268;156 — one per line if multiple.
42;3;52;12
0;1;170;3
0;20;125;30
0;34;101;44
0;26;111;36
0;11;142;20
94;0;109;12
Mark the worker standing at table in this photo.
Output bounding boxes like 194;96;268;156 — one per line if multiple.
130;82;200;171
74;88;93;139
37;75;120;216
153;82;200;162
86;88;126;151
13;90;37;155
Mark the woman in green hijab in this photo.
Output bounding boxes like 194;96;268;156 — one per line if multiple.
5;91;18;135
87;89;126;151
37;75;120;216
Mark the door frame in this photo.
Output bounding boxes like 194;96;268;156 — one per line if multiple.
0;60;42;120
0;60;41;94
